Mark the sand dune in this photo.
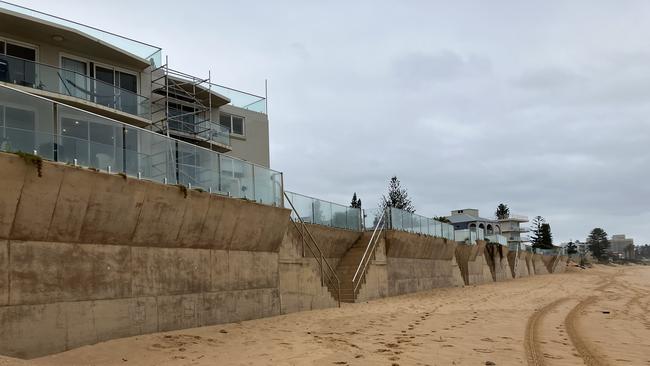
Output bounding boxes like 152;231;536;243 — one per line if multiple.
2;264;648;366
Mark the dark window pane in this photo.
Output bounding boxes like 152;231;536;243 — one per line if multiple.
219;113;230;131
5;106;35;130
0;41;5;54
95;67;116;108
95;67;114;84
6;43;35;61
4;106;36;154
232;116;244;135
118;72;137;92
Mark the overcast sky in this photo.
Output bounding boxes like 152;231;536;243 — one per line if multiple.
18;0;650;245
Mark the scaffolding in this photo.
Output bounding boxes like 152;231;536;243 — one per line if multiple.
150;57;226;149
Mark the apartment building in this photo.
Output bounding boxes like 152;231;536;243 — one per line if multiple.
498;214;529;250
446;209;507;245
0;1;279;204
610;234;635;259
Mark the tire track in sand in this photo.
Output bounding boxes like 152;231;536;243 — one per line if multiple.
565;296;610;366
524;298;569;366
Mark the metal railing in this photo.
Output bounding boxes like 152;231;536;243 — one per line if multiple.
0;84;283;206
0;54;150;119
284;192;340;307
284;191;361;231
352;209;386;296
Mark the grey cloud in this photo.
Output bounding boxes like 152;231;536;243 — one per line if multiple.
21;0;650;245
391;51;492;86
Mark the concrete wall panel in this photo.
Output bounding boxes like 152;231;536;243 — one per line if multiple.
10;161;65;241
131;183;188;246
46;167;94;242
0;153;27;238
156;294;202;332
177;191;211;247
210;250;278;292
0;302;67;359
78;174;146;245
0;240;7;306
532;254;549;275
131;247;210;297
385;231;456;260
9;241;132;305
92;297;158;343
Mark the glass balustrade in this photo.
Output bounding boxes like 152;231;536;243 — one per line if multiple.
385;207;455;240
0;84;283;206
0;54;150;119
285;191;361;231
0;1;162;67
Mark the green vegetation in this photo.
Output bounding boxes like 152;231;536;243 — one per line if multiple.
380;176;415;213
495;203;510;219
15;151;43;177
587;228;610;262
350;192;362;209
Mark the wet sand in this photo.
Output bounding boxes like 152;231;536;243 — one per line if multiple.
2;264;649;366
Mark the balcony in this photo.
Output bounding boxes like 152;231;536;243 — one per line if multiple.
167;117;231;150
0;54;150;121
498;214;528;222
501;227;530;233
0;1;162;67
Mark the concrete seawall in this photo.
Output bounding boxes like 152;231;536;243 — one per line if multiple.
0;153;291;359
507;250;532;278
384;231;463;296
532;254;550;275
484;243;512;282
455;241;493;285
278;223;360;313
0;152;573;359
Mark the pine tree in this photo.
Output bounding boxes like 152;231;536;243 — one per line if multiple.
539;223;553;249
380;176;415;213
530;216;545;249
587;228;610;262
350;193;362;209
495;203;510;219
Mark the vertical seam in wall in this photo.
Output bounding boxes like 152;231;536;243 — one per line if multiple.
45;170;65;240
7;164;26;241
6;165;27;305
6;240;10;305
173;194;190;243
129;187;147;243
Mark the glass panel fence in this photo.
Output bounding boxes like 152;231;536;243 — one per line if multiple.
0;84;283;206
486;234;508;245
211;83;267;114
0;54;150;119
285;191;361;231
387;207;455;240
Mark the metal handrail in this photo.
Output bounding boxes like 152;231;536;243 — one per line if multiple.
352;210;386;294
284;192;341;307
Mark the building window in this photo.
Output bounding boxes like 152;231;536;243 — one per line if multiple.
219;112;245;136
0;38;37;86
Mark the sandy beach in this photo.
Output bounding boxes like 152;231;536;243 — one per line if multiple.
2;264;648;366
